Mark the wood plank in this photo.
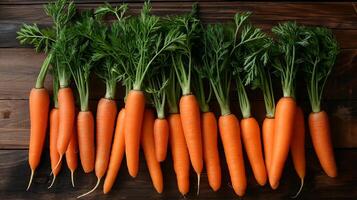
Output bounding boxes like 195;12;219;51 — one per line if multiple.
1;99;356;149
1;48;356;100
0;149;356;199
1;2;356;48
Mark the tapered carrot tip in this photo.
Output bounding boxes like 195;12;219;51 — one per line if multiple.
326;170;338;178
128;170;138;178
269;179;279;190
26;170;34;191
257;176;267;186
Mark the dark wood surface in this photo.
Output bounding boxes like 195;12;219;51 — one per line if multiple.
0;1;356;199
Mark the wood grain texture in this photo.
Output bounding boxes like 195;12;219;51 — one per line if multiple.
0;149;356;199
1;48;356;100
1;99;356;149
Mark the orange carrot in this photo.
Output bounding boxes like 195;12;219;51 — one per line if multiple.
309;111;337;177
103;108;126;194
201;112;221;191
77;111;95;173
154;118;169;162
269;97;296;189
65;122;78;188
124;90;146;177
290;106;306;197
27;88;50;190
262;117;275;175
141;109;164;193
168;114;190;195
48;108;61;189
241;117;267;186
219;114;247;196
77;98;117;198
55;87;75;169
179;94;203;179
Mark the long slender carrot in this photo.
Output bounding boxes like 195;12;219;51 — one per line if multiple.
154;119;169;162
48;108;61;189
168;114;190;195
27;88;50;190
219;114;247;196
262;117;275;175
141;109;164;193
241;117;267;186
309;111;337;177
269;97;296;189
77;111;95;173
202;112;221;191
124;90;145;177
290;106;306;197
66;122;78;188
103;108;126;194
56;87;76;168
179;94;203;178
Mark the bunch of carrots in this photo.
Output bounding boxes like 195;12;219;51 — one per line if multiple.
18;0;339;198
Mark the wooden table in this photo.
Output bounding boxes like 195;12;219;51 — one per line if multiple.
0;1;356;199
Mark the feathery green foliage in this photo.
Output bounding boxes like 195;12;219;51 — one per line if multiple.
303;27;339;112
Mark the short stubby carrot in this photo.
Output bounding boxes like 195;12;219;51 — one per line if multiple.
309;111;337;178
179;94;203;176
48;108;61;189
168;114;190;195
103;108;126;194
95;98;117;179
27;88;50;190
77;111;95;173
124;90;146;177
66;124;78;188
57;87;76;157
219;114;247;196
141;109;164;193
154;118;169;162
202;112;221;191
290;106;306;197
262;117;274;175
241;117;267;186
269;97;296;189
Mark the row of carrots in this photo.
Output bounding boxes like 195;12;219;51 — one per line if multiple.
19;0;339;198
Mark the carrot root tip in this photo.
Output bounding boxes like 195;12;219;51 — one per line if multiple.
71;170;75;188
48;176;56;189
196;173;201;196
291;178;304;199
26;170;34;191
50;154;63;176
77;178;101;199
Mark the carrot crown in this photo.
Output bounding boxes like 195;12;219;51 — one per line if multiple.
271;22;310;98
192;73;210;113
146;71;169;119
302;27;339;113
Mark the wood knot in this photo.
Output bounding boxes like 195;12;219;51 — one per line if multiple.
2;110;10;119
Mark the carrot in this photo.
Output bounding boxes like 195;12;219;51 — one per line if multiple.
262;117;275;175
168;114;190;195
269;22;309;189
193;74;221;191
77;98;117;198
290;106;306;197
65;121;79;188
269;97;296;189
77;111;95;173
235;74;267;186
103;108;126;194
124;90;145;177
154;118;169;162
27;88;50;190
302;27;338;178
141;109;164;193
309;111;337;177
201;23;247;196
48;108;62;189
202;112;222;191
219;115;247;196
166;71;190;196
